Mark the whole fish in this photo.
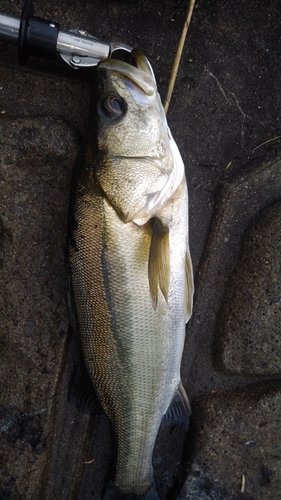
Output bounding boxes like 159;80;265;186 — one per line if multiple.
67;49;194;499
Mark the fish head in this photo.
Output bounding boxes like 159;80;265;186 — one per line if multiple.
93;49;185;224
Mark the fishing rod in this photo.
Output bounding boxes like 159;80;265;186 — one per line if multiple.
0;0;132;68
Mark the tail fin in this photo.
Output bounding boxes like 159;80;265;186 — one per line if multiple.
102;481;160;500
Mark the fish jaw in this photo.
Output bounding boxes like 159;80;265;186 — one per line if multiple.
97;56;157;97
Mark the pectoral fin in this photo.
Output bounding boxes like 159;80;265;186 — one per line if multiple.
148;218;170;310
185;247;194;323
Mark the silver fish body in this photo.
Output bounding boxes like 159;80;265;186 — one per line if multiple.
67;50;194;499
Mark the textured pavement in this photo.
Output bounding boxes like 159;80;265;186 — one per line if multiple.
0;1;280;499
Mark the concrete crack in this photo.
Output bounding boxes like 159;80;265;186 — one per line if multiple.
205;68;230;104
227;88;252;121
205;68;253;147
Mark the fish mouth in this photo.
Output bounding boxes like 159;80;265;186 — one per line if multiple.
98;49;157;104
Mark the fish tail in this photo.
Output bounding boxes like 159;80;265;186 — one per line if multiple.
102;481;160;500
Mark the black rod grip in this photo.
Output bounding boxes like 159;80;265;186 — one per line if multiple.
19;0;60;64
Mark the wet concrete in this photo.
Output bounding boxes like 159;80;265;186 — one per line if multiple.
216;201;281;376
0;0;280;499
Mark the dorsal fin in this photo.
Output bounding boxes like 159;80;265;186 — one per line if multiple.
148;218;170;310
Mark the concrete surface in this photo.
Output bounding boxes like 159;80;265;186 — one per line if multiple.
0;0;280;499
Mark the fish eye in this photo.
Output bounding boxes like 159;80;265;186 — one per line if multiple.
99;94;126;119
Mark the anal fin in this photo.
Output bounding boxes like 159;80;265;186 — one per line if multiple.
162;382;191;431
68;366;103;416
148;218;170;310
